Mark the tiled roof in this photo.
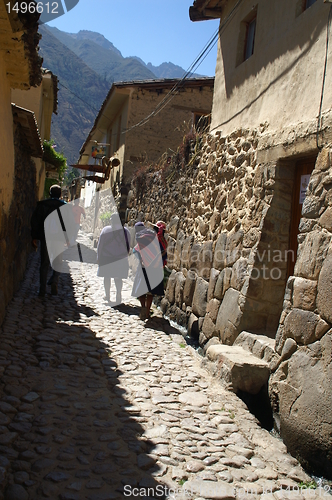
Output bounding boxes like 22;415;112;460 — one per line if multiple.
190;0;225;22
12;104;43;158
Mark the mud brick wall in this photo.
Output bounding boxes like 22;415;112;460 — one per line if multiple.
0;125;37;325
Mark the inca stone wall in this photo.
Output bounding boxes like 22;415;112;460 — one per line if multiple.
0;125;37;326
128;127;294;347
81;187;133;247
270;147;332;478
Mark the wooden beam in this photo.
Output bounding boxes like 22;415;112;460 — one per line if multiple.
71;164;106;173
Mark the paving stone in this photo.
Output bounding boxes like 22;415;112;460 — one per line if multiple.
186;460;205;472
4;484;29;500
45;471;70;482
0;241;313;497
21;392;40;403
183;479;236;499
137;454;157;470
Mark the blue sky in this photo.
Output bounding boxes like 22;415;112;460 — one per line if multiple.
46;0;220;76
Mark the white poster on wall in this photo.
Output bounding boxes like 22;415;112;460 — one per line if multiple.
299;174;311;204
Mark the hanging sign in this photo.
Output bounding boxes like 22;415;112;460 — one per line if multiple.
299;174;310;204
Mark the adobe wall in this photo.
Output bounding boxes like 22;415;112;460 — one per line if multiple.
0;125;37;326
0;55;15;213
124;83;214;183
211;0;332;138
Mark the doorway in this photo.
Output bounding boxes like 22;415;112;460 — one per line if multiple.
287;156;317;278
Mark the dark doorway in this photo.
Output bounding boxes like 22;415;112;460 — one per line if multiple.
287;156;316;278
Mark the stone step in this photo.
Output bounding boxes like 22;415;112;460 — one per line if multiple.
206;343;270;395
234;331;280;367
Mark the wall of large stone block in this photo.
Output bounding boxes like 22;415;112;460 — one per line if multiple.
270;147;332;478
127;126;295;347
0;125;37;326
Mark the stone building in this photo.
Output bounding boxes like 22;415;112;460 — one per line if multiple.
128;0;332;477
78;78;214;217
0;0;43;325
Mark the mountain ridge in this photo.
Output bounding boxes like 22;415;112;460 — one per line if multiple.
39;25;208;166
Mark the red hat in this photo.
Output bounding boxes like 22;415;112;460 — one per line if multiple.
154;220;166;231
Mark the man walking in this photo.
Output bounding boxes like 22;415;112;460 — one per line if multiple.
31;185;66;296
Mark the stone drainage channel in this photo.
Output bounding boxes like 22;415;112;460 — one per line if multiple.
162;313;332;494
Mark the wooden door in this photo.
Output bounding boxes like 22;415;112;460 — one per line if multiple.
287;157;316;278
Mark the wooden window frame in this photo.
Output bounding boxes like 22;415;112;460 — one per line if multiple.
236;6;258;67
244;16;257;61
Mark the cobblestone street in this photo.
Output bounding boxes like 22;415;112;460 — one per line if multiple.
0;233;325;500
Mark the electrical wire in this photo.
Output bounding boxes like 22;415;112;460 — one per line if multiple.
56;0;244;143
316;3;332;150
58;81;101;114
121;29;220;133
123;0;244;134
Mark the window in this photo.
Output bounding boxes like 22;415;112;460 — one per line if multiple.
194;113;210;132
296;0;317;17
305;0;317;9
244;17;256;61
236;6;258;67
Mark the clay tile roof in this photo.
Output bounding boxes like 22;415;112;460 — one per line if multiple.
12;104;43;158
190;0;225;22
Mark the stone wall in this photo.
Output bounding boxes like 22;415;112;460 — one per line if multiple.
0;124;38;326
270;147;332;477
81;188;114;242
128;127;294;347
81;187;133;247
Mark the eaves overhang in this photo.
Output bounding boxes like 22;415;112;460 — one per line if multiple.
190;0;225;21
12;104;43;158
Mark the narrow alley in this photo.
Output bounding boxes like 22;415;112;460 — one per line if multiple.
0;232;325;500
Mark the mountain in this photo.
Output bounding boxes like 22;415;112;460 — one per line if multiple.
67;30;123;57
46;26;156;83
38;25;207;166
147;61;189;79
39;25;110;165
45;27;204;81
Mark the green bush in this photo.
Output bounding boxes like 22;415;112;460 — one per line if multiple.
43;140;67;181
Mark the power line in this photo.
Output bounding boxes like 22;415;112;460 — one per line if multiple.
58;81;101;114
57;0;244;141
316;3;332;150
122;0;244;134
